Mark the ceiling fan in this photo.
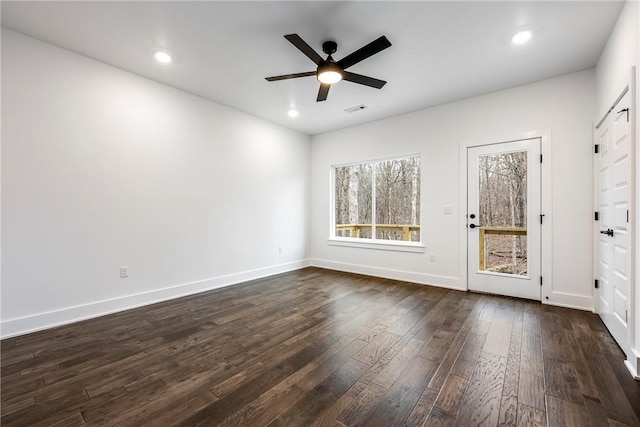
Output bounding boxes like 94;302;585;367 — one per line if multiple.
265;34;392;102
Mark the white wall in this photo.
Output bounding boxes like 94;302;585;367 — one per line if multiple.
595;0;639;110
310;69;596;310
595;0;640;378
1;29;311;338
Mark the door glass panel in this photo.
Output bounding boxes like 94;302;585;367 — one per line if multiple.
478;151;528;275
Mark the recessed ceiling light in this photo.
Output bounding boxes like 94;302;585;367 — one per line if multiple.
288;109;299;118
511;30;532;45
154;50;172;64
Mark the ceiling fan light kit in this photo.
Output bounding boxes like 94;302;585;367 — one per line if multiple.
317;64;343;84
265;34;392;102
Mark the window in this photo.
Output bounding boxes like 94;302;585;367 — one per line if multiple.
333;156;421;246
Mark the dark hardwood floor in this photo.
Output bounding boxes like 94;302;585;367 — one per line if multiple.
2;267;639;426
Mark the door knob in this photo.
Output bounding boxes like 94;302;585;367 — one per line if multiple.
469;224;480;229
600;229;614;237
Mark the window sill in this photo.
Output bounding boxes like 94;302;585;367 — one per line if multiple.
327;238;425;253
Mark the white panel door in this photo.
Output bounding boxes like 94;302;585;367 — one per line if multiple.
597;90;632;353
467;138;541;300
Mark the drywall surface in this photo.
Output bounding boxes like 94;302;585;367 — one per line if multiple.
1;29;311;337
310;69;596;309
595;0;639;112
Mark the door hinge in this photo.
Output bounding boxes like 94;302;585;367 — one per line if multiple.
618;108;629;122
595;279;599;289
626;310;628;323
594;211;599;221
540;214;545;224
540;276;543;286
540;154;543;163
627;210;629;223
595;144;600;154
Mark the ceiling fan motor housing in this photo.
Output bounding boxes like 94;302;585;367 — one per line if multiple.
322;40;338;55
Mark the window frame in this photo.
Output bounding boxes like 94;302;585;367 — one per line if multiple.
329;154;425;253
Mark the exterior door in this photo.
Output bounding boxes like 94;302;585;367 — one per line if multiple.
467;138;541;300
596;89;632;354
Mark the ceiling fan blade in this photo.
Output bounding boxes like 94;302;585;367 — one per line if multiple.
337;36;392;70
284;34;324;65
265;71;316;82
317;83;330;102
342;71;387;89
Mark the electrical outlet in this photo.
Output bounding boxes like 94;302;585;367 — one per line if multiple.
120;266;129;278
443;206;453;214
278;246;284;254
429;253;435;262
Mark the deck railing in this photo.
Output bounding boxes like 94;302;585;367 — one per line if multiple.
479;226;527;271
335;224;420;241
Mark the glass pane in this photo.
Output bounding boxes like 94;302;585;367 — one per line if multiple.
375;157;421;241
335;164;373;239
483;233;528;275
478;151;527;275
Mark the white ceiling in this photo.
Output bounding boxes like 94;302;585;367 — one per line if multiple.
1;1;625;135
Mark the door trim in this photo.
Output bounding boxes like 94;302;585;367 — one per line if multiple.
459;130;553;304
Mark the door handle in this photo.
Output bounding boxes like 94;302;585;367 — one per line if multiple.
469;224;481;229
600;229;614;237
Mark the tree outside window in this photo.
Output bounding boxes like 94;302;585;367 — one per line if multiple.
334;156;421;242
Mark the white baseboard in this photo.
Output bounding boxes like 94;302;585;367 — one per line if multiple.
311;258;464;291
1;259;311;339
625;348;640;379
542;291;594;312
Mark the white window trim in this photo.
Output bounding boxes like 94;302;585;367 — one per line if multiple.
327;237;425;253
330;153;423;252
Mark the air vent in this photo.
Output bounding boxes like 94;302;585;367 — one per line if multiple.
345;105;367;113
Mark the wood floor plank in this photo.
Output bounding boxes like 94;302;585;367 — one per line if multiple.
345;378;369;399
583;395;612;427
122;390;218;427
498;301;523;427
471;299;497;336
517;403;546;427
565;316;600;399
297;338;368;391
571;318;640;426
419;330;456;362
543;360;584;406
351;330;401;366
483;302;515;357
359;356;439;426
425;407;457;426
176;344;322;426
609;420;636;427
370;337;424;389
519;371;545;411
410;292;458;342
405;386;440;427
309;393;353;427
433;374;468;416
337;381;388;427
268;358;368;426
428;296;487;391
546;395;590;427
450;332;486;379
456;352;507;427
521;304;544;377
218;383;305;427
1;268;639;427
